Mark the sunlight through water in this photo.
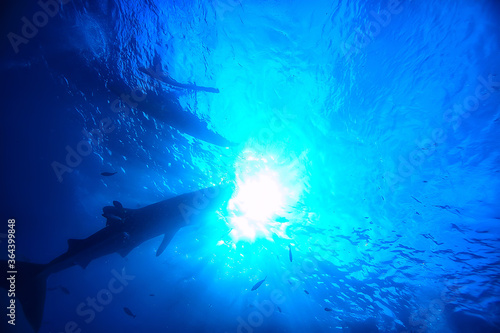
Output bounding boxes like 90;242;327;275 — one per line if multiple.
227;148;307;243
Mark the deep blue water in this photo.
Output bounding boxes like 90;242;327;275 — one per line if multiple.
1;0;500;332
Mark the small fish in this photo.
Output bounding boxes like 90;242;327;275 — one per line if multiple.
411;196;422;204
123;307;136;318
277;306;282;313
288;245;293;262
101;172;117;176
251;276;267;291
149;294;155;296
304;290;309;295
324;307;332;312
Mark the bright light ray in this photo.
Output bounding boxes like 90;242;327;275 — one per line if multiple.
234;171;284;220
227;149;306;243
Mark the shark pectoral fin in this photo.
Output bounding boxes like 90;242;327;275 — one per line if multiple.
103;214;123;227
103;205;126;218
156;232;176;257
103;205;120;215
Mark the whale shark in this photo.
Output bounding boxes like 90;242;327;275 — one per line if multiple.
0;183;234;332
106;78;237;147
138;66;220;93
42;50;236;148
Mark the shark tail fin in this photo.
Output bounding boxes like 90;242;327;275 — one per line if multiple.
0;260;48;332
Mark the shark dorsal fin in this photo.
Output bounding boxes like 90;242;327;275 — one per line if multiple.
103;205;126;219
102;213;123;227
113;201;123;209
156;232;176;257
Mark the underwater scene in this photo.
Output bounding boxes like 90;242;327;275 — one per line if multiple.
1;0;499;332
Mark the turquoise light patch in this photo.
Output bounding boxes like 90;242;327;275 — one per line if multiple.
227;148;306;243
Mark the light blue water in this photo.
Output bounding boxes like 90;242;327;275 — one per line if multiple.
1;0;499;332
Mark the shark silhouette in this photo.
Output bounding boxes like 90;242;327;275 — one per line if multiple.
43;50;236;147
0;183;233;332
106;78;237;147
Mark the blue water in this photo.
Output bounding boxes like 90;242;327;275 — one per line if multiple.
1;0;500;332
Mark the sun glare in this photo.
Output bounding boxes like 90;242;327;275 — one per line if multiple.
227;149;306;243
234;171;284;220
